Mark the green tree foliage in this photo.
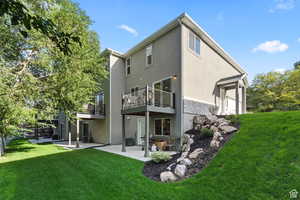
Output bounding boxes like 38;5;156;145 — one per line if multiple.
247;67;300;112
0;0;107;156
294;61;300;70
0;0;81;55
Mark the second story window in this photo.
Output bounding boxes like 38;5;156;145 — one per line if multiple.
189;30;201;55
146;45;153;66
126;57;131;76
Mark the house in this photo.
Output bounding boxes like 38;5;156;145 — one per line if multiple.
58;13;248;156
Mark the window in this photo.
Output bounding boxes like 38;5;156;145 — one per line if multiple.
188;30;201;55
154;119;171;136
130;87;139;96
146;45;153;66
126;57;131;76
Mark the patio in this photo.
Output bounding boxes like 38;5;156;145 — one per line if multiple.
95;145;177;162
54;141;105;150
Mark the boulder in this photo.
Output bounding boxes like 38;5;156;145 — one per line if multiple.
210;125;219;133
174;164;187;178
160;171;178;182
189;148;204;159
213;132;222;141
219;125;238;134
166;163;176;171
210;140;220;148
206;115;218;124
181;144;190;152
193;115;208;125
180;158;193;166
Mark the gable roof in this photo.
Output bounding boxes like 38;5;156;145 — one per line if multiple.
105;13;247;75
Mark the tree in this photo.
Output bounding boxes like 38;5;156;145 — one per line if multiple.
0;0;81;55
248;67;300;112
0;0;107;156
294;61;300;70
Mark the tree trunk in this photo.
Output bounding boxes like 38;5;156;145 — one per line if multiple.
0;135;5;157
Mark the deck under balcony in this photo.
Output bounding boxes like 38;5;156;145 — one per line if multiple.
121;86;176;115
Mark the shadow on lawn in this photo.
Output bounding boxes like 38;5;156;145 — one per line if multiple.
5;146;35;153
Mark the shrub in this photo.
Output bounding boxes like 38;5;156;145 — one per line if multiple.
151;151;171;163
201;128;214;138
225;115;241;127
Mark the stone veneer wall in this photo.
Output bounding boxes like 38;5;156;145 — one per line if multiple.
183;99;218;132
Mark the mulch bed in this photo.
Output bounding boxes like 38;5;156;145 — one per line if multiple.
143;131;235;182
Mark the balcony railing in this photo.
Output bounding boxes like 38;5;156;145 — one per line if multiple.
122;86;175;110
80;103;105;115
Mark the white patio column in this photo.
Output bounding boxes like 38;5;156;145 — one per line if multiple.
144;111;150;157
122;114;126;152
220;87;225;115
242;86;247;114
235;82;240;115
76;119;80;148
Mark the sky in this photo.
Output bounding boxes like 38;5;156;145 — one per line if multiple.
73;0;300;82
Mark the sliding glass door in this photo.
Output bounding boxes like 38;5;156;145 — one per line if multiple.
154;78;171;107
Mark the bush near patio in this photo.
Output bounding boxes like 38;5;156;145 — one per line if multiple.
0;111;300;200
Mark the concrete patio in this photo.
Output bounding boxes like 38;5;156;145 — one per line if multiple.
95;145;177;162
54;141;105;150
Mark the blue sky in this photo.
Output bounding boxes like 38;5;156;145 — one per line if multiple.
73;0;300;82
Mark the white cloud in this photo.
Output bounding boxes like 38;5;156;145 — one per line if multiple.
273;68;286;73
216;12;224;21
117;24;138;37
252;40;288;53
297;38;300;42
269;0;295;12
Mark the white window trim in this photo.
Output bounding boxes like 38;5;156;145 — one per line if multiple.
146;44;153;66
126;57;131;76
188;30;201;56
154;118;171;136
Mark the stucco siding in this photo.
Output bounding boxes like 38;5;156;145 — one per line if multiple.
109;54;126;144
124;26;182;139
182;24;241;105
90;119;108;143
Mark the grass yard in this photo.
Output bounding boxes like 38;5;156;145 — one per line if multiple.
0;111;300;200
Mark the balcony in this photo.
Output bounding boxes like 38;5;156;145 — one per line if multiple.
122;86;175;115
77;93;105;119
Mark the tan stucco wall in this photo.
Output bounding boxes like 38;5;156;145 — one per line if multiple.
89;119;108;143
124;26;182;139
182;24;241;105
109;54;126;144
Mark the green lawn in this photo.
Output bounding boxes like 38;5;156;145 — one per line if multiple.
0;111;300;200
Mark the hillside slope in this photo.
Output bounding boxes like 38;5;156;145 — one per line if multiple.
0;111;299;200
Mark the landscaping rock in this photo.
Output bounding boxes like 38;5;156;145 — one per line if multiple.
193;115;208;125
166;163;176;171
219;125;238;134
160;171;178;182
180;158;193;166
213;132;222;140
174;164;187;178
189;148;204;159
210;140;220;148
210;125;219;133
206;115;218;124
